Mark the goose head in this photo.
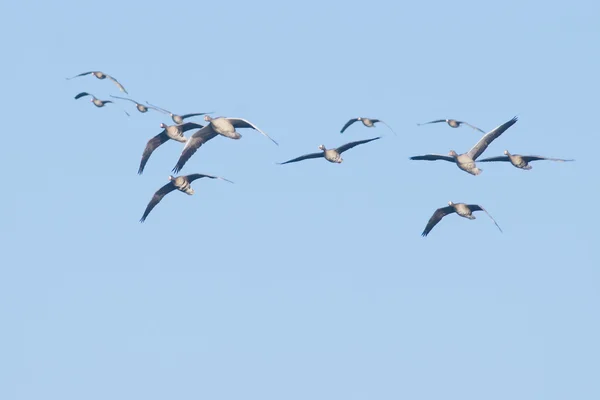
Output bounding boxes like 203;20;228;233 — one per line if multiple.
503;150;511;156
168;175;175;181
160;123;168;129
448;150;458;157
204;115;214;122
448;201;455;206
318;145;326;151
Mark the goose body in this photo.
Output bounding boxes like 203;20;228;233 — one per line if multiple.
340;117;396;135
74;92;112;108
421;201;502;237
477;150;575;170
140;173;233;222
278;137;381;165
67;71;128;94
410;116;518;176
417;118;485;133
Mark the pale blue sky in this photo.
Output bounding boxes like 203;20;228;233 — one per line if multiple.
1;1;598;399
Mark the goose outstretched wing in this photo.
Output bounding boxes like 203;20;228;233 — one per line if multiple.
172;127;219;174
140;182;177;223
468;205;503;233
522;155;575;163
466;116;518;160
335;137;381;153
409;154;455;162
138;131;170;175
477;156;510;163
421;206;455;237
340;118;360;133
186;173;234;184
278;152;324;165
227;118;278;146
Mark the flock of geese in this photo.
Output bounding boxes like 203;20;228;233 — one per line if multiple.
68;71;575;236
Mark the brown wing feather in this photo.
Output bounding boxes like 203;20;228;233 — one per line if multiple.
277;152;324;165
421;206;456;237
172;128;218;174
186;173;234;184
409;154;455;162
140;182;177;223
522;155;575;162
335;137;381;153
340;118;360;133
138;131;169;175
466;116;518;160
105;74;128;94
467;205;503;233
477;156;511;163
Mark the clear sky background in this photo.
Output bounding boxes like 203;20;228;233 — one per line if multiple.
1;1;598;399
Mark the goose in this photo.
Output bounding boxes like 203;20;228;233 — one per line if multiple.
145;101;213;124
417;118;485;133
409;116;518;175
278;137;381;165
170;115;278;173
140;173;233;223
67;71;128;94
201;115;278;145
138;122;204;175
74;92;113;108
421;201;502;237
340;117;396;135
110;96;163;114
477;150;575;170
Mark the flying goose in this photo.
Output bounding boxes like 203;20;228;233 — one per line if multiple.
477;150;575;170
138;122;204;175
278;137;381;165
417;118;485;133
201;115;278;145
110;96;163;114
145;101;213;124
170;115;278;173
421;201;502;237
67;71;128;94
340;117;396;135
140;173;233;223
409;116;518;175
74;92;113;107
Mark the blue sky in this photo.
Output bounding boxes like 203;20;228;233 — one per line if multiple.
1;1;598;399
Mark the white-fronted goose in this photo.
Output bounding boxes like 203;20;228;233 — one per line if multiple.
74;92;113;108
410;116;518;176
417;118;485;133
201;115;279;145
140;173;233;223
278;137;381;165
67;71;128;94
170;115;278;173
477;150;575;170
138;122;204;175
145;101;213;124
340;117;396;135
422;201;502;237
110;96;163;114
